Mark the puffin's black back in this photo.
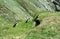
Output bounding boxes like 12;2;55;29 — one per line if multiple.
13;23;17;27
35;20;40;26
33;16;40;26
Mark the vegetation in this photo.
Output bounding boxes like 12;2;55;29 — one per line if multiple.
0;0;60;39
0;11;60;39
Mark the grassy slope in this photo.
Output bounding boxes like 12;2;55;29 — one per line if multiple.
24;11;60;39
0;16;34;37
0;0;60;39
0;11;60;39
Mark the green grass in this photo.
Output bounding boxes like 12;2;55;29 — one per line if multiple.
38;11;60;20
0;11;60;39
1;0;60;39
24;11;60;39
25;18;60;39
0;19;34;37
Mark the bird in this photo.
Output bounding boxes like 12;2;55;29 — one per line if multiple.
13;22;17;28
25;18;30;23
34;19;40;26
13;20;20;28
33;16;40;27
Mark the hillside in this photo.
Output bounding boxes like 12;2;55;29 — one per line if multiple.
0;0;60;39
